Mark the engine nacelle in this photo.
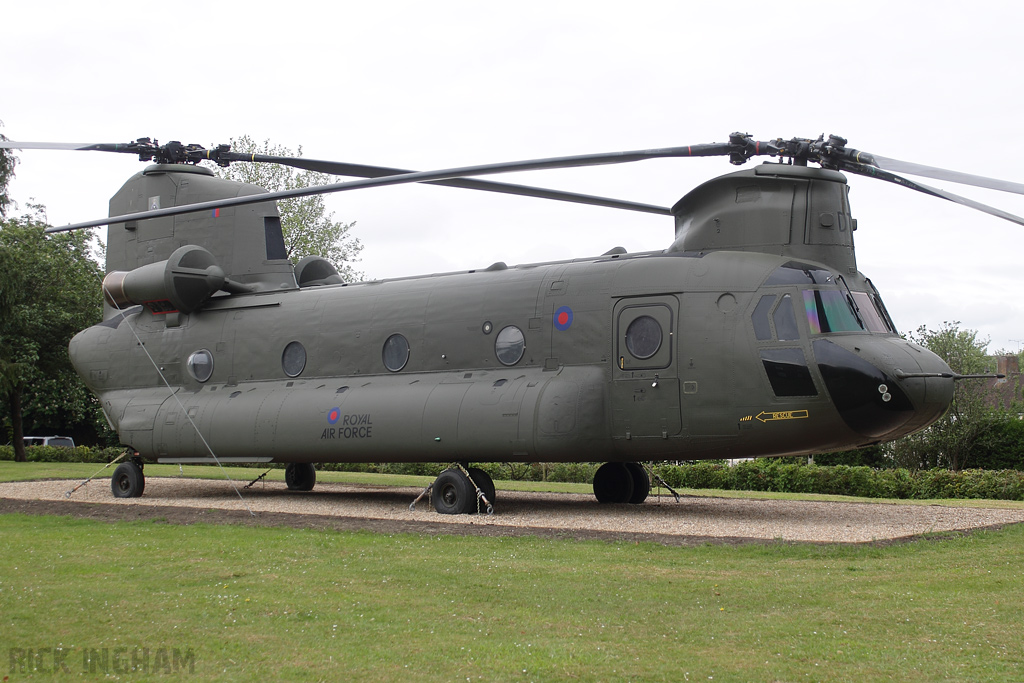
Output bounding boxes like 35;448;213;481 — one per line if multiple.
294;255;343;287
103;245;225;314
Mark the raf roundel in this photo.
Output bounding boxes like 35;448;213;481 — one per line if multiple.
554;305;573;331
327;407;341;424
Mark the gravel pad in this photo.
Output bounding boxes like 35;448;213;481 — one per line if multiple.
2;477;1023;546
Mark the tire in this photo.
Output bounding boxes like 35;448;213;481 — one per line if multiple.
111;461;145;498
624;462;650;504
467;467;496;511
431;468;475;515
593;462;633;504
285;462;316;491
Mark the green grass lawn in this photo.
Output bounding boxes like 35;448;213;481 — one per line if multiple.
1;512;1022;681
2;461;1024;680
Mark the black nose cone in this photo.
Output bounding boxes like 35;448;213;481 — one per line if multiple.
812;339;915;439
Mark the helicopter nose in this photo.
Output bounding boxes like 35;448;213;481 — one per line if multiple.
812;338;953;440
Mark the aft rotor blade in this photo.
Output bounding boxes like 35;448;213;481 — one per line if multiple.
868;154;1024;196
48;143;738;232
248;154;671;216
844;163;1024;227
0;140;141;153
0;139;668;214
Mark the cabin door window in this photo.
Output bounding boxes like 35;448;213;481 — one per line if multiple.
611;296;681;439
616;304;673;370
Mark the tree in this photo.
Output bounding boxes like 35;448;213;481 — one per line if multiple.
889;321;993;470
0;124;17;217
971;417;1024;470
208;135;364;281
0;208;105;461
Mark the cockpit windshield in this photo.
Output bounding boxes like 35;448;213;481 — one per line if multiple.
850;291;891;333
802;289;894;335
763;262;897;336
803;290;859;333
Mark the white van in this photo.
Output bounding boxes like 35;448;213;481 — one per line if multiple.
23;436;76;448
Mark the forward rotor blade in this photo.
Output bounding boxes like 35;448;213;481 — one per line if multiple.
868;154;1024;196
844;163;1024;227
48;143;739;232
249;154;671;216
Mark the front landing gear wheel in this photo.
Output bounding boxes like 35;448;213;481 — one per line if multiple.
432;468;475;514
593;462;633;504
624;462;650;504
285;462;316;491
111;460;145;498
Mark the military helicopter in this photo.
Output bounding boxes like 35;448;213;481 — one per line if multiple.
4;133;1020;515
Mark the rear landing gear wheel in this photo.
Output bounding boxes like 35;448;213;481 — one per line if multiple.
624;462;650;504
111;459;145;498
285;462;316;491
467;467;496;511
432;468;475;515
593;462;634;504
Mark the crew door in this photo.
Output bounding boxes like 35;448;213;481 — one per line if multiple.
610;295;681;438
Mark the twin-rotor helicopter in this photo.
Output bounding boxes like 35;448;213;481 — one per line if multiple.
4;132;1020;514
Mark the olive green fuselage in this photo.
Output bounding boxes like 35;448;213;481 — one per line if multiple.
70;247;949;465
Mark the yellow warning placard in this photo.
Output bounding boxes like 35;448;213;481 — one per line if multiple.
755;410;809;423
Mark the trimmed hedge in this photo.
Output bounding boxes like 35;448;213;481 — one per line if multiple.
0;445;125;463
4;446;1023;501
651;460;1024;501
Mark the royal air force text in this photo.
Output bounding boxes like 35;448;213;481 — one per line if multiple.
320;414;373;440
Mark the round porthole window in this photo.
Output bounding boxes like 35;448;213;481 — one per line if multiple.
383;334;410;372
495;325;525;366
282;341;307;377
186;349;214;382
625;315;662;360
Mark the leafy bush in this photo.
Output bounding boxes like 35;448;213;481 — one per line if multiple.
871;468;916;499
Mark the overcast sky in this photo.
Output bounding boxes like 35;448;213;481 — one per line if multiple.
4;1;1023;352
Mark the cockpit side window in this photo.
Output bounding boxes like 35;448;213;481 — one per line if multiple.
759;348;818;396
752;295;776;341
773;294;800;341
753;293;803;342
751;292;818;398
